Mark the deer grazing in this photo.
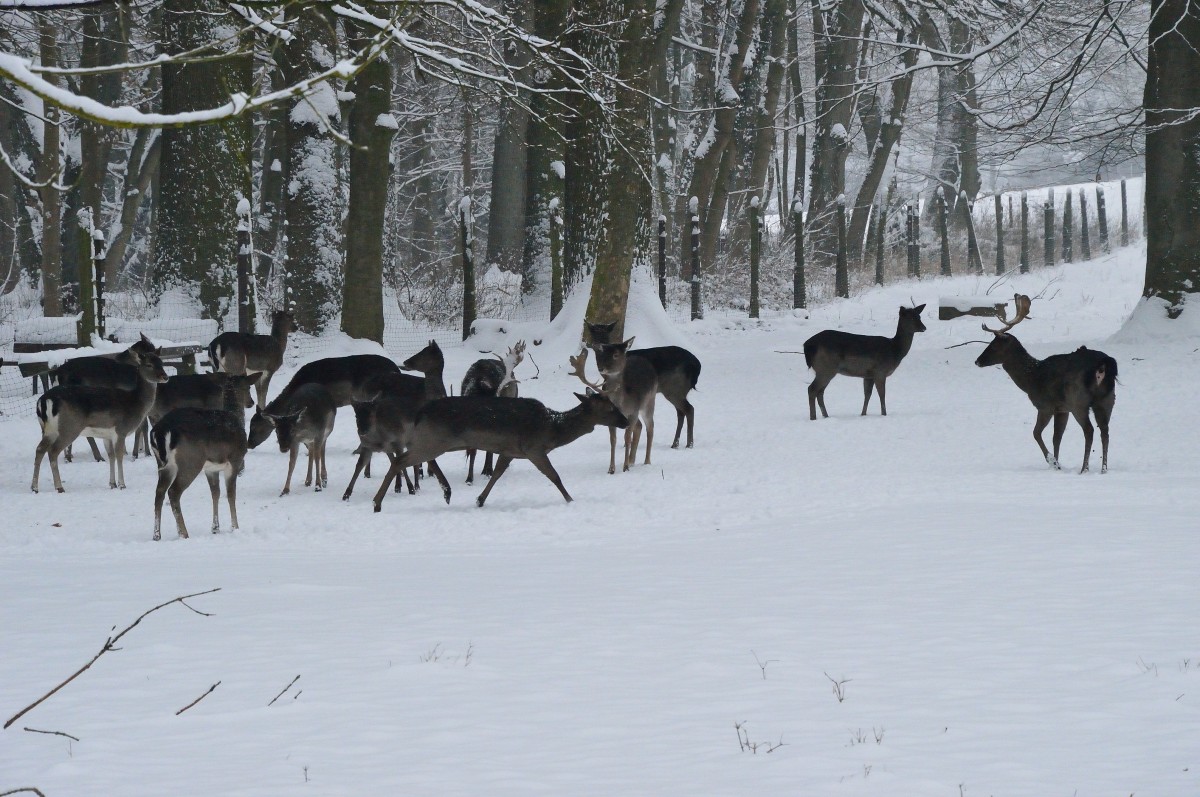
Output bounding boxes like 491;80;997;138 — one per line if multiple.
248;352;402;448
803;304;927;420
208;309;296;410
52;335;158;462
33;346;168;493
371;392;629;512
263;383;337;496
973;295;1117;473
586;321;701;448
150;407;248;540
149;372;257;429
460;340;525;483
575;339;658;473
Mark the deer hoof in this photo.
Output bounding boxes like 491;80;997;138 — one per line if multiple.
56;487;65;494
372;502;382;513
442;489;451;505
342;492;351;501
280;489;290;497
476;497;485;508
153;531;161;541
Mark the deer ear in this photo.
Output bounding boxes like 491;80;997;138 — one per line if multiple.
915;304;926;313
574;391;589;402
621;337;635;349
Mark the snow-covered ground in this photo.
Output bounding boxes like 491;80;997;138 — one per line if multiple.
2;244;1198;796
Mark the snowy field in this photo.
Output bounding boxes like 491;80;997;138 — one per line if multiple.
2;244;1198;796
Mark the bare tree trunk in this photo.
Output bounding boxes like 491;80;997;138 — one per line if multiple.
342;21;394;343
924;16;980;230
103;129;159;282
1144;0;1200;315
38;19;64;317
485;0;531;280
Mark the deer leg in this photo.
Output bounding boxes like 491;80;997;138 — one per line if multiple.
1051;412;1069;467
206;470;222;530
364;451;372;479
527;452;573;504
45;439;68;493
671;404;685;449
115;435;127;489
304;442;315;487
86;437;104;462
1093;402;1113;474
372;455;408;512
32;438;51;493
1071;408;1095;473
475;455;514;507
64;441;72;463
168;481;189;540
623;422;639;472
483;451;494;478
318;439;329;489
608;426;618;474
861;379;874;415
103;437;118;488
1033;410;1055;467
643;408;655;466
466;448;477;485
281;445;299;496
153;465;175;541
808;376;831;419
343;450;371;500
226;466;240;530
684;398;695;448
426;459;452;504
875;378;887;416
399;461;415;494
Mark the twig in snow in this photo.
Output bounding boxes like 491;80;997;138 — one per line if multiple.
944;340;990;349
268;674;301;707
1;789;49;797
752;650;778;680
176;681;221;715
525;352;540;379
23;727;79;742
773;350;806;355
4;588;222;730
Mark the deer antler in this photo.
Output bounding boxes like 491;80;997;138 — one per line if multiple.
495;340;527;394
568;347;604;391
982;293;1032;335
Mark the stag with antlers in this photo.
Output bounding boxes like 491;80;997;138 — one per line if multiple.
973;294;1117;473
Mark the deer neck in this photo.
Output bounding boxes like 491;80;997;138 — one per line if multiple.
892;320;917;358
133;373;160;418
423;367;446;400
999;344;1042;396
271;319;290;350
548;405;595;449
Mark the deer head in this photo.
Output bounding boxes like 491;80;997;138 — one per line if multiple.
982;294;1032;335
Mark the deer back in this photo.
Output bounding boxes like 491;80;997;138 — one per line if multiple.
39;351;168;438
151;407;248;471
267;383;336;453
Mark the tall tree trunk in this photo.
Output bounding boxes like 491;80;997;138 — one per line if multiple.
278;4;342;333
520;0;570;302
154;0;252;323
485;0;531;281
924;16;979;230
38;19;64;317
1144;0;1200;316
676;0;719;269
257;65;290;290
103;129;159;283
807;0;866;267
847;33;916;259
341;22;394;343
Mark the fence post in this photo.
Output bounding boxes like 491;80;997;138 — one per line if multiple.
92;224;105;340
1020;192;1029;274
657;214;667;309
835;196;849;298
236;198;253;334
907;202;921;278
1079;188;1091;261
936;187;951;277
1043;198;1055;268
76;209;94;346
690;202;702;320
749;197;761;317
1120;178;1129;246
549;198;563;320
874;200;885;286
993;192;1005;275
460;196;475;341
793;199;806;309
1061;189;1073;263
1096;186;1110;253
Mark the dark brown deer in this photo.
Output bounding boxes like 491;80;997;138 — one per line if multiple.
33;347;169;493
150;407;248;540
974;305;1116;473
371;392;629;512
586;321;701;448
53;335;158;462
460;340;525;483
207;309;296;410
803;304;927;420
263;383;337;495
248;352;402;448
588;339;658;473
148;372;257;429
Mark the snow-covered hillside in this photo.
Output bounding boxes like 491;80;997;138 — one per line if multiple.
2;244;1197;796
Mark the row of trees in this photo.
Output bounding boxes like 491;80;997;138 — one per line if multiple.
1;0;1196;339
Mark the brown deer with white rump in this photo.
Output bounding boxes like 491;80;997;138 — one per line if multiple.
803;304;927;420
33;347;169;493
208;309;296;409
150;407;247;540
973;295;1117;473
371;392;629;512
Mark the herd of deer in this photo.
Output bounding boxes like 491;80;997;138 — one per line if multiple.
25;292;1116;541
